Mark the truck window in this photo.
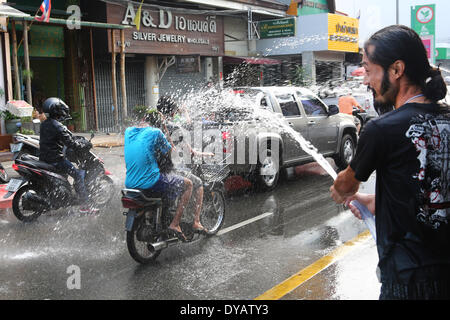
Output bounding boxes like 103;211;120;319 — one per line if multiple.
299;93;328;116
277;94;300;117
255;92;274;112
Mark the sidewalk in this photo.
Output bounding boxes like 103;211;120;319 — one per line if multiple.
0;132;124;162
75;132;125;148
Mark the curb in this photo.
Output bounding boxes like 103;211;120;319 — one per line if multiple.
93;142;124;148
0;152;13;162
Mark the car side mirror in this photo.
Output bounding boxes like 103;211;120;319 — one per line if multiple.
328;104;339;116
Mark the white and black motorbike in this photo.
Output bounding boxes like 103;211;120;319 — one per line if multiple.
0;163;8;184
8;134;114;222
12;133;40;159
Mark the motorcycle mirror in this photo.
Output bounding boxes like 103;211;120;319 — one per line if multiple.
90;132;95;141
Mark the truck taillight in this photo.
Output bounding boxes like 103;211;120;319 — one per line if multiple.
222;131;232;154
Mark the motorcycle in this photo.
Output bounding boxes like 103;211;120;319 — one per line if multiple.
12;133;40;158
0;132;39;185
8;134;114;222
121;160;228;264
0;163;8;184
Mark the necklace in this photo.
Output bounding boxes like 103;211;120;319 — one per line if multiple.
404;94;424;105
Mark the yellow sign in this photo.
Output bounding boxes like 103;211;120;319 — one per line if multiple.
328;14;359;53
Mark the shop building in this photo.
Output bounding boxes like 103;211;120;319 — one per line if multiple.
1;1;289;133
1;0;131;136
85;0;287;131
437;44;450;76
256;0;360;85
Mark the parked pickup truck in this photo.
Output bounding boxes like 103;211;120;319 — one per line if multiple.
194;86;358;191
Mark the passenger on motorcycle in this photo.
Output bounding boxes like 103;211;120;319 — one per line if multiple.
124;109;194;242
39;97;98;214
155;96;213;234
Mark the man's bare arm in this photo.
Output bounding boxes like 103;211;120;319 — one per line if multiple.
330;166;360;204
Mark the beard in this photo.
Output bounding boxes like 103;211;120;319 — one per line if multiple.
369;71;396;115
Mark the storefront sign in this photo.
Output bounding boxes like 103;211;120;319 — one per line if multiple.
106;3;224;56
327;14;359;53
437;47;450;60
299;0;329;16
176;55;201;73
411;4;436;65
15;24;65;58
259;18;295;39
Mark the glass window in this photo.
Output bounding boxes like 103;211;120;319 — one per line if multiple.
256;92;274;112
299;92;328;116
277;94;300;117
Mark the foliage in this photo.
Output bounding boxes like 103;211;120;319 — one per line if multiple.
0;110;20;120
21;128;35;135
292;65;312;87
67;111;81;125
22;69;34;80
133;105;149;120
21;116;32;122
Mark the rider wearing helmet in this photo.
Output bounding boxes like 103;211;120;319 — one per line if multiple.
39;97;97;214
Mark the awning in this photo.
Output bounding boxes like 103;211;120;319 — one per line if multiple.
223;56;282;65
9;15;130;30
0;4;29;18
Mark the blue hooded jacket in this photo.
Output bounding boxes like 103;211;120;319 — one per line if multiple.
124;126;171;189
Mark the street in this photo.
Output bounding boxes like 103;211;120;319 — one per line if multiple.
0;147;380;300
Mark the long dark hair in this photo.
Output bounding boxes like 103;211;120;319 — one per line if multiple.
364;25;447;102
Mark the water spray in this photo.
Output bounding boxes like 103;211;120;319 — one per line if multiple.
170;79;378;241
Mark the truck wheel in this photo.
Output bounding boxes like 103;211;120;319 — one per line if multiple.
255;149;280;191
333;134;355;171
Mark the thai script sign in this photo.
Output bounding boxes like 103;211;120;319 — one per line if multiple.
327;14;359;53
176;55;201;73
259;18;296;39
106;3;224;56
299;0;329;16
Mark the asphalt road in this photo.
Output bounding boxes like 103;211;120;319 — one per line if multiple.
0;147;378;300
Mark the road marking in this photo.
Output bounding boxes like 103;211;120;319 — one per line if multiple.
217;212;274;236
254;230;372;300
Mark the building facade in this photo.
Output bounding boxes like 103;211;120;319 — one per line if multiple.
256;0;360;85
85;0;287;131
1;0;289;133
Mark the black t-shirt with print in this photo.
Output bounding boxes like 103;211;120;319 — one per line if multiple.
350;102;450;283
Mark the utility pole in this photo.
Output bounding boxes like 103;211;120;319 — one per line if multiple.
396;0;399;24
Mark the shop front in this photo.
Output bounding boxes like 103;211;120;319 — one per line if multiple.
255;12;359;85
101;1;224;126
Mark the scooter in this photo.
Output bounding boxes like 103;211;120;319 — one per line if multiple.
8;134;114;222
121;161;227;264
12;133;40;158
0;163;8;184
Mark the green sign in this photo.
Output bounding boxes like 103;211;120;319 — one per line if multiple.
299;0;329;16
259;18;296;39
14;25;65;58
437;48;450;60
411;4;436;64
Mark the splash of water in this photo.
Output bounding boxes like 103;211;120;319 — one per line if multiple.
174;87;376;239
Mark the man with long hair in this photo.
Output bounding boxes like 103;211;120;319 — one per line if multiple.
330;25;449;300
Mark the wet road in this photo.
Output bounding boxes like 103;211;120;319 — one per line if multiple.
0;147;379;300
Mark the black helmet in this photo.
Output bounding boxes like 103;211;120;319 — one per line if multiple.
42;98;70;121
156;96;178;116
